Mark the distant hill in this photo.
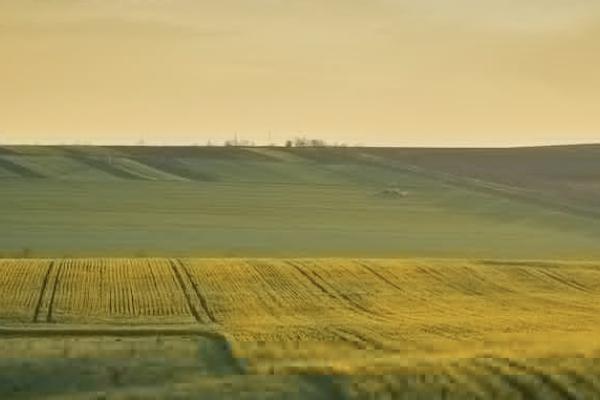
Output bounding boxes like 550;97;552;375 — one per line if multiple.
1;145;599;258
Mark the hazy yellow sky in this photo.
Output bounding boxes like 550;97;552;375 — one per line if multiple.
1;0;599;146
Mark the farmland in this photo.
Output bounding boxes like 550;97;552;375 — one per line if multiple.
2;145;600;259
2;145;600;397
0;258;599;398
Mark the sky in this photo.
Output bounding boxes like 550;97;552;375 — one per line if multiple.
1;0;599;147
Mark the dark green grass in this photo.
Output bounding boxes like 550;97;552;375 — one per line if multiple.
1;145;600;258
0;157;45;178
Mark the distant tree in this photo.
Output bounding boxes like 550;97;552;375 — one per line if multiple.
285;140;293;148
294;137;309;147
224;139;255;147
292;137;327;147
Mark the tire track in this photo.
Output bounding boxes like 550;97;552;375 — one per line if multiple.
32;261;54;323
330;327;373;350
330;263;391;318
46;261;64;323
329;327;392;351
246;261;292;315
415;264;482;296
536;269;590;293
463;263;515;294
287;261;387;321
356;261;405;293
169;259;202;323
358;261;462;316
310;266;384;317
286;261;337;300
176;260;217;323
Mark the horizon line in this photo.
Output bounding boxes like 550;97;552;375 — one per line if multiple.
1;142;599;150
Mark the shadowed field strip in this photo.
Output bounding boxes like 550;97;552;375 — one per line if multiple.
336;356;600;400
0;326;222;339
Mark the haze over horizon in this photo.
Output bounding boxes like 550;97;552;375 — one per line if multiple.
1;0;599;147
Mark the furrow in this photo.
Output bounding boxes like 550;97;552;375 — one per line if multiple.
46;261;65;323
177;260;217;323
169;259;202;323
32;261;54;323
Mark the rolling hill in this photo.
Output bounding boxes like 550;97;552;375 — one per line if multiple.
1;144;599;259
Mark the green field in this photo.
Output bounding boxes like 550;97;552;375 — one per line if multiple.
1;145;600;259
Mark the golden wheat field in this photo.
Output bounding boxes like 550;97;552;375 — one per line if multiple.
1;258;600;398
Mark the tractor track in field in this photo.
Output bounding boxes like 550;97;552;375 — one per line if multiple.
286;261;388;322
536;269;591;293
333;262;393;318
169;259;216;324
32;261;54;323
355;261;405;293
329;327;393;351
246;261;299;314
355;261;461;316
176;259;217;323
46;261;64;323
286;261;337;300
415;264;482;296
169;259;203;323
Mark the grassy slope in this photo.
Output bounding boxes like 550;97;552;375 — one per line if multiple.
369;145;600;220
1;145;600;259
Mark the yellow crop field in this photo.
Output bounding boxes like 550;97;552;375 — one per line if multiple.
0;259;52;322
0;258;599;398
177;259;600;374
0;258;196;324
